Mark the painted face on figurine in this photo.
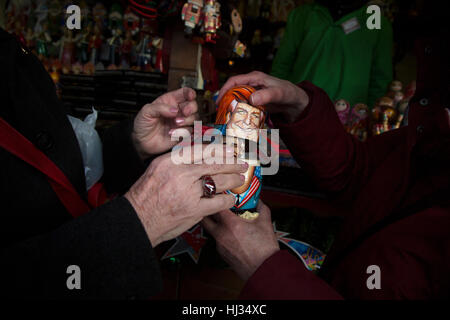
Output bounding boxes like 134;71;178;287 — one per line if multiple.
353;103;369;119
335;99;349;112
377;96;395;108
394;91;404;103
231;9;242;33
390;80;402;92
226;102;263;142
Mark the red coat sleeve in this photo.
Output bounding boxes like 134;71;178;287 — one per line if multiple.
239;250;342;300
272;82;407;209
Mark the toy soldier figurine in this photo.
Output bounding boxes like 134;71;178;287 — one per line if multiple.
181;0;204;35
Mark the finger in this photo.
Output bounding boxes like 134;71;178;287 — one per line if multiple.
167;87;196;104
169;126;193;137
210;173;245;193
178;100;198;117
198;194;236;216
201;216;218;237
217;71;268;102
190;162;249;177
174;114;197;127
249;86;286;107
256;200;272;222
170;144;236;165
144;103;179;119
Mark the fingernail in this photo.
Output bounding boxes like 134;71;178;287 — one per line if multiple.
240;174;245;181
241;162;249;170
175;118;184;125
251;93;259;105
170;107;178;113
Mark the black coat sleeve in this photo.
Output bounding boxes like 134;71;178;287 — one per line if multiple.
101;118;147;195
0;197;163;299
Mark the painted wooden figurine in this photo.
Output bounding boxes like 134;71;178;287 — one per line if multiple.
216;86;266;218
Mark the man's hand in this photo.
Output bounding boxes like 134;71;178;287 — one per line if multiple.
133;87;198;160
202;201;280;281
218;71;310;123
125;146;248;247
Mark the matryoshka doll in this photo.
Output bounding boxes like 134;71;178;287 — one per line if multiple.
215;86;266;219
334;99;350;126
347;103;369;141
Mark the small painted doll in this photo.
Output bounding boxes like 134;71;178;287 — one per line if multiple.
334;99;350;126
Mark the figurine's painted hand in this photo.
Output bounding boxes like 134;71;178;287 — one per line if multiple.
218;71;310;123
132;87;198;160
202;200;280;281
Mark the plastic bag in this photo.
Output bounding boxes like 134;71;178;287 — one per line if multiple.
68;108;103;190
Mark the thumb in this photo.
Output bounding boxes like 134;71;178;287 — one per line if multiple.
256;200;272;222
201;216;218;237
143;103;179;119
250;87;285;107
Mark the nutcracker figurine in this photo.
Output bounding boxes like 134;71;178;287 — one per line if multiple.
136;31;153;71
215;86;266;218
120;30;134;68
59;29;76;73
123;6;141;37
203;0;221;43
181;0;204;35
88;25;103;65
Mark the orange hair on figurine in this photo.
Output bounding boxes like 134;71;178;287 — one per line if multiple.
216;85;266;126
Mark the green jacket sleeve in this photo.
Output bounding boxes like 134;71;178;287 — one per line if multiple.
367;16;393;107
270;6;308;80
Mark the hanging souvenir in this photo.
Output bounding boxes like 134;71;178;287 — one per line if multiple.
203;0;221;43
230;8;242;34
216;86;266;219
233;40;246;58
181;0;204;35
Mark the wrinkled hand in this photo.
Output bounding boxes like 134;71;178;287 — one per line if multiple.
133;87;198;160
218;71;310;123
202;201;280;281
125;146;249;247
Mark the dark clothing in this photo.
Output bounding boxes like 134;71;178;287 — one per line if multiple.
0;28;162;299
240;38;450;299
